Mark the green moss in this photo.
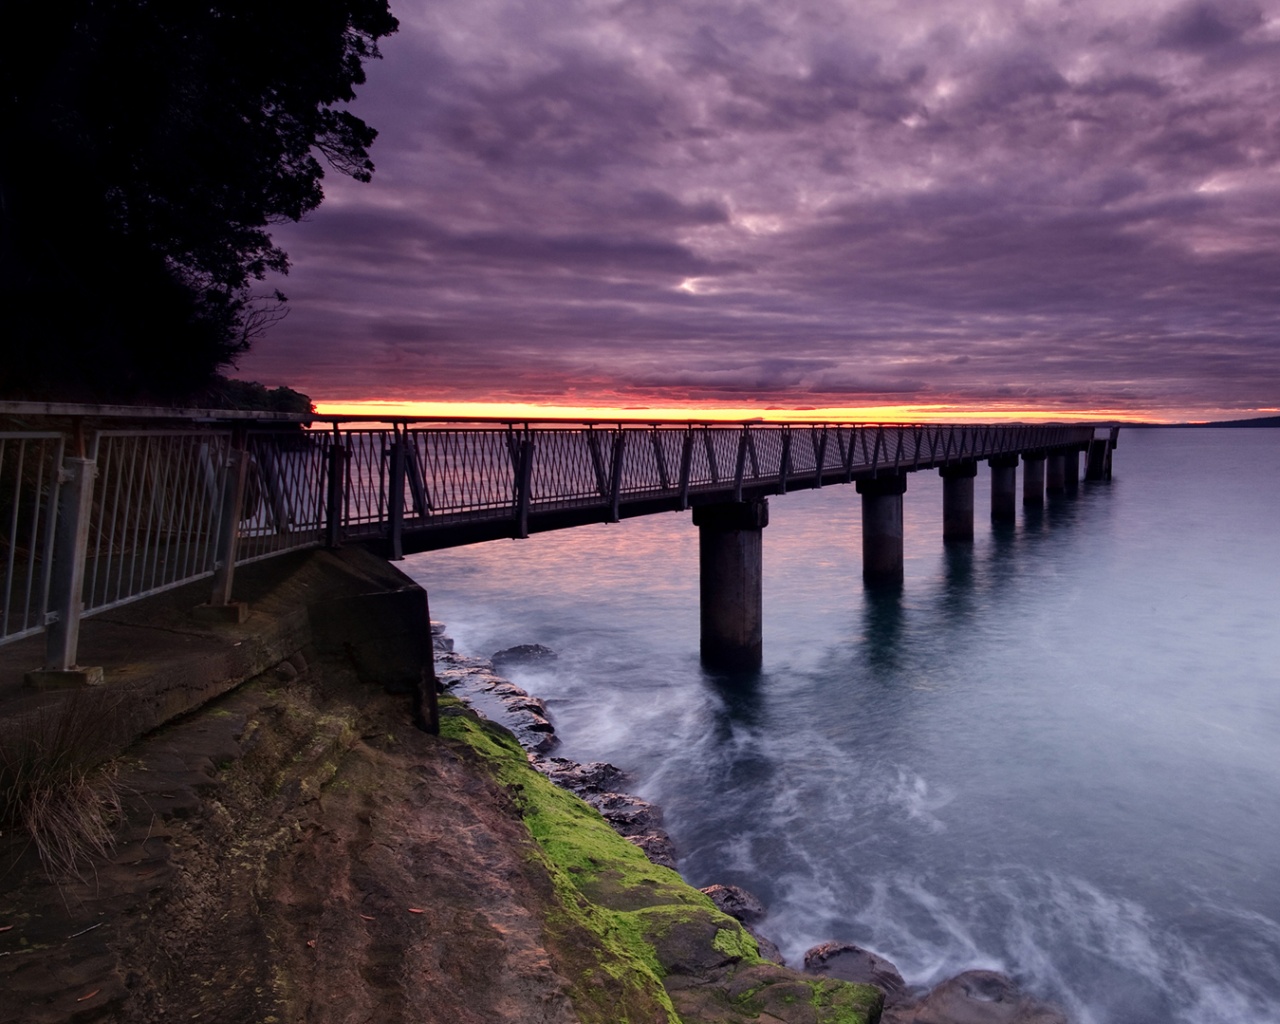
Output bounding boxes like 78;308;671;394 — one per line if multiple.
442;711;680;1023
722;970;882;1024
808;977;884;1024
439;707;883;1024
713;924;760;961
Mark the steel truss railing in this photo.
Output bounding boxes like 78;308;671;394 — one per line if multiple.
1;412;1103;671
366;422;1098;539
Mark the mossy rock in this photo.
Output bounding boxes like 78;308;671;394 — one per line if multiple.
673;963;885;1024
441;705;883;1024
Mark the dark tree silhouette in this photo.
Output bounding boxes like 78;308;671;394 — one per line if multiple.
0;0;397;402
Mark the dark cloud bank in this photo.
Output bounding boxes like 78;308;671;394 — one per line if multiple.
239;0;1280;419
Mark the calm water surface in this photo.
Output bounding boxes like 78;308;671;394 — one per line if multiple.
404;428;1280;1024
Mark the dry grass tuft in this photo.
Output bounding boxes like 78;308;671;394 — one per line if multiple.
0;688;124;880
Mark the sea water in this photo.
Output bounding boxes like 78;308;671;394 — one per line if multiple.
403;428;1280;1024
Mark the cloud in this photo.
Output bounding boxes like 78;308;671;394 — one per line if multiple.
1157;1;1264;51
237;0;1280;419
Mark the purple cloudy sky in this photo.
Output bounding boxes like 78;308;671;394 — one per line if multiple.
238;0;1280;420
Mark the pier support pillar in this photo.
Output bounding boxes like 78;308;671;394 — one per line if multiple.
1085;430;1117;481
1023;453;1046;506
856;474;907;587
1064;449;1081;494
989;456;1018;524
1046;453;1066;494
693;498;768;672
939;462;978;543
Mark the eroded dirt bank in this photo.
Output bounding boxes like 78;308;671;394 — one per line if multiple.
2;634;882;1023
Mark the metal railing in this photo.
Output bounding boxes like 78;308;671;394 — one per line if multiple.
1;431;65;643
1;406;1107;672
376;422;1097;535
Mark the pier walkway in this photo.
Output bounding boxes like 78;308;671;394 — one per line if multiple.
2;404;1118;675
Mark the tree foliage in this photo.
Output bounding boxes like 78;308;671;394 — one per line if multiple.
1;0;397;402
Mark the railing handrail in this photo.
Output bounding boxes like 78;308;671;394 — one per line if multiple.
0;400;312;424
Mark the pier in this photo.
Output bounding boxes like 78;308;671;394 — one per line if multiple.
2;404;1118;677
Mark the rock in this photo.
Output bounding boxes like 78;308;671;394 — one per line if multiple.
429;621;453;652
518;727;559;754
491;644;558;671
698;885;788;964
700;883;766;925
804;941;911;1006
529;756;629;795
746;927;785;965
626;832;678;869
583;791;663;836
884;970;1068;1024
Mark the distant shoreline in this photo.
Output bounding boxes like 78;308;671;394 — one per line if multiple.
1129;415;1280;428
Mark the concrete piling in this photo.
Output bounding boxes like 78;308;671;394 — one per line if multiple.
856;474;908;586
940;462;978;543
1022;453;1046;506
1046;452;1066;494
989;456;1018;524
693;498;769;672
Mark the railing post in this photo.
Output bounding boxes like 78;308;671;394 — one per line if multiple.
704;427;720;483
608;433;626;522
652;429;671;491
34;454;100;683
405;434;430;516
387;429;406;560
733;427;749;502
209;440;249;608
587;428;608;496
257;441;292;534
678;430;694;509
326;429;347;548
514;436;534;538
841;428;855;482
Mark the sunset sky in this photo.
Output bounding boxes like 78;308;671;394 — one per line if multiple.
237;0;1280;423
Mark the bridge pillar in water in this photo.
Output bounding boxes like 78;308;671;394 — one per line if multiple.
1046;452;1066;494
1085;430;1117;481
989;456;1018;523
856;474;908;586
1023;452;1046;506
939;462;978;543
1064;448;1081;494
693;498;768;672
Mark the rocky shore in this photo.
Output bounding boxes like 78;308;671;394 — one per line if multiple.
435;625;1071;1024
0;533;1068;1024
1;590;882;1024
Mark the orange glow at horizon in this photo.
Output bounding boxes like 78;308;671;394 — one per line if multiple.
312;399;1169;423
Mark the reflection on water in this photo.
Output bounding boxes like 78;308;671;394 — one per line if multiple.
408;430;1280;1024
705;668;765;730
860;587;905;674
